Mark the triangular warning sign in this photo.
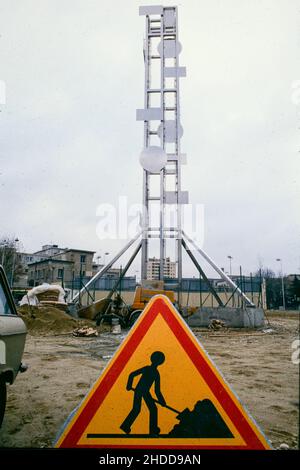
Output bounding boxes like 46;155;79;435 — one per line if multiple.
55;295;271;449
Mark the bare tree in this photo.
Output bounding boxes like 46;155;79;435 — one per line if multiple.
0;236;22;285
254;266;282;309
254;267;276;279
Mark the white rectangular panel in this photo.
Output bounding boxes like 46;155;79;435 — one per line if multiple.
139;5;163;16
136;108;163;121
164;9;175;27
167;153;187;164
180;153;187;164
164;66;186;78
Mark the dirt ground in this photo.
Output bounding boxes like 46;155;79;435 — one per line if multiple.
0;309;299;449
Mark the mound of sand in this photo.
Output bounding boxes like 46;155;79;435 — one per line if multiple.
18;305;80;336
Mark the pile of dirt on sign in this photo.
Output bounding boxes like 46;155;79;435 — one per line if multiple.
18;305;81;336
168;399;233;438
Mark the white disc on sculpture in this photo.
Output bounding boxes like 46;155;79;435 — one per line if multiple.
139;146;167;173
157;39;182;58
157;121;184;143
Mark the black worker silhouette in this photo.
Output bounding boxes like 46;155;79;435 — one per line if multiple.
120;351;166;436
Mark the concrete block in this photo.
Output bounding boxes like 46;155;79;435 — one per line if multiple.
186;307;265;328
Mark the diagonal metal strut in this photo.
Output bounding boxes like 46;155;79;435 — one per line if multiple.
72;231;142;303
106;241;142;300
182;231;255;307
181;238;224;307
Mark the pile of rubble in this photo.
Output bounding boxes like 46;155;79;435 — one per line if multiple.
208;319;227;331
72;326;98;337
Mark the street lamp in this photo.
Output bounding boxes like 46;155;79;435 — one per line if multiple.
227;255;233;276
276;258;286;310
104;252;110;265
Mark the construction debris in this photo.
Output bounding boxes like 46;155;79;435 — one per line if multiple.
261;328;275;334
72;326;98;337
279;443;290;450
111;318;121;334
208;319;227;331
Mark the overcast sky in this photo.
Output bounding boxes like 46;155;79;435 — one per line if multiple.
0;0;299;278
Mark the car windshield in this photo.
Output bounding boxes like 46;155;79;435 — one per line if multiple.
0;280;13;315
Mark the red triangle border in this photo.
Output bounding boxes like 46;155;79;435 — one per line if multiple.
59;297;268;449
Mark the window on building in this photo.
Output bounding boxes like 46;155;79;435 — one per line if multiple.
80;255;86;263
58;268;64;279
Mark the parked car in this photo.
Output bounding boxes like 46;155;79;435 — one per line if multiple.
0;265;27;427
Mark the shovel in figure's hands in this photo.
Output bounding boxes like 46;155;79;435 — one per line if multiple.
130;387;189;421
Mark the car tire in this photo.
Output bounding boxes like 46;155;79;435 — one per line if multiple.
0;376;7;428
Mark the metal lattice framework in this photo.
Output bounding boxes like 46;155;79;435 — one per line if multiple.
137;5;188;302
71;5;255;309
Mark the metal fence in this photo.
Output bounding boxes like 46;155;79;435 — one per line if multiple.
65;275;261;294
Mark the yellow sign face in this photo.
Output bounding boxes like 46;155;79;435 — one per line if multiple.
55;295;271;449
